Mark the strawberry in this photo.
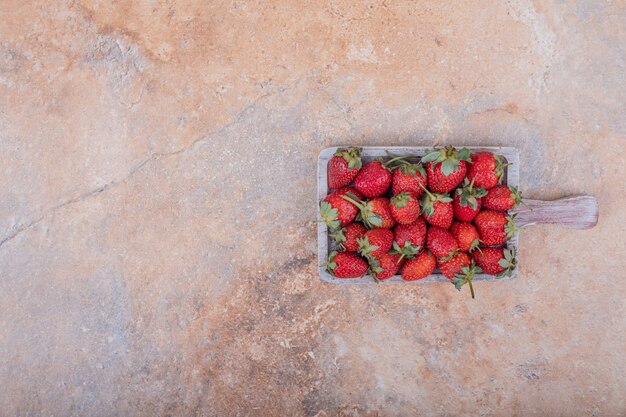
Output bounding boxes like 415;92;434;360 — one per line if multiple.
426;226;459;259
325;251;368;278
353;160;393;198
357;228;394;258
452;179;487;222
330;222;367;252
438;251;471;279
369;252;403;280
466;151;508;190
391;161;428;197
394;217;427;248
341;194;396;229
390;192;420;225
328;147;362;189
482;185;523;211
472;247;516;277
421;146;471;193
392;217;427;260
420;187;453;229
320;188;363;230
449;222;481;253
450;261;481;299
473;210;519;246
401;251;437;281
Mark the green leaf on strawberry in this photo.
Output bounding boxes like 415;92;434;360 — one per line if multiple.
497;248;517;278
455;178;488;210
325;251;338;274
320;201;341;230
334;147;363;170
452;262;482;298
356;236;380;257
390;240;421;262
504;213;522;239
421;146;472;176
391;191;413;209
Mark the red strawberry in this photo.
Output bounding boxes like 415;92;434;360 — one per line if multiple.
393;217;427;249
452;179;487;222
466;152;508;190
420;188;453;229
392;217;427;261
320;188;363;230
421;146;471;193
438;251;471;279
449;222;481;253
401;251;437;281
472;247;517;277
325;251;368;278
369;252;403;280
354;160;393;198
328;147;362;189
450;261;481;299
357;228;394;258
330;222;367;252
390;192;420;225
341;194;396;229
482;185;523;211
474;210;519;246
426;226;459;259
391;161;428;197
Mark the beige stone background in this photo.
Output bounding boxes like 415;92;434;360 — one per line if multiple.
1;1;625;416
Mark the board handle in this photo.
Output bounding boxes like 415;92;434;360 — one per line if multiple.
512;196;598;229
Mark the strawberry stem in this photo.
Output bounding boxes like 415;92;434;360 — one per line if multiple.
468;278;475;299
340;194;365;210
418;182;434;199
383;155;411;168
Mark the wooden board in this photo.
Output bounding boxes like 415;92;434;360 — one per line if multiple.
317;146;520;284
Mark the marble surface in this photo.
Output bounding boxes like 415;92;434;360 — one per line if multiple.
1;1;625;416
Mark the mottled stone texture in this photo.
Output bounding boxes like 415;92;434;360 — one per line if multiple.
0;1;624;416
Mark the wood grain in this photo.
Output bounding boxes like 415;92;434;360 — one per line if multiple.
512;196;598;229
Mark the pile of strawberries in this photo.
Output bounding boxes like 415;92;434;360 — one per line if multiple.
321;146;522;298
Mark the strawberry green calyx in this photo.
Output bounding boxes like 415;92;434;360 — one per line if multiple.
390;191;413;209
493;154;510;183
508;186;524;208
341;193;383;228
320;201;341;230
391;241;421;263
419;184;452;217
356;236;379;257
334;147;363;170
455;179;487;209
452;262;482;299
504;213;522;239
468;238;481;253
329;228;346;249
421;146;471;176
324;251;339;274
394;160;427;177
497;247;517;278
329;228;345;243
367;255;384;275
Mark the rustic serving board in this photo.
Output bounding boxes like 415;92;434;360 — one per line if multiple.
317;146;598;284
